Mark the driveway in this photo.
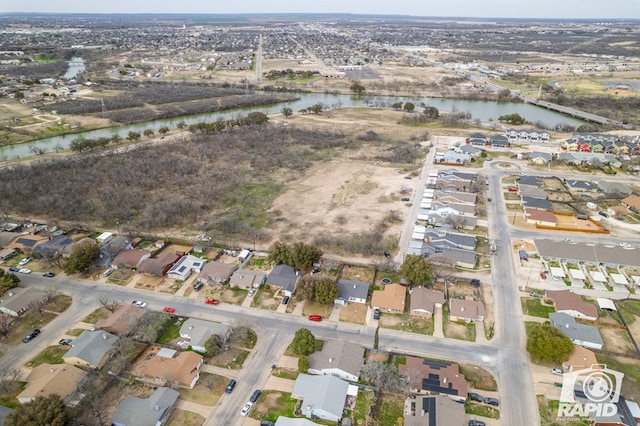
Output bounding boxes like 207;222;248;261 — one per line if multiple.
432;306;444;338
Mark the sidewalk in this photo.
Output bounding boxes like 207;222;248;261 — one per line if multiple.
433;306;444;338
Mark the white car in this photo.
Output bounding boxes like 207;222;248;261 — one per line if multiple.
132;300;147;308
18;268;32;274
551;368;564;376
240;402;253;416
18;257;32;266
248;289;256;297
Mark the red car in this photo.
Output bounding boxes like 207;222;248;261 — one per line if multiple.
205;298;219;305
540;272;547;280
163;307;176;313
308;315;322;322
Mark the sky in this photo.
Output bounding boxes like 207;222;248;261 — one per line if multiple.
2;0;640;19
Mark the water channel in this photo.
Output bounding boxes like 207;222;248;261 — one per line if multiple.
2;90;585;160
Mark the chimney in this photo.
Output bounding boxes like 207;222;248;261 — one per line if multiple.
329;358;333;363
443;377;447;384
103;333;108;339
50;367;55;373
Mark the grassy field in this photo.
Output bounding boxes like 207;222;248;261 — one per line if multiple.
465;401;500;419
167;409;205;426
82;307;111;324
179;372;224;406
460;363;498;391
25;345;69;367
521;299;556;318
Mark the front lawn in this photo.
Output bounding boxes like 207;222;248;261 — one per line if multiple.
179;372;224;406
465;401;500;419
460;363;498;391
384;314;434;335
378;393;405;425
156;318;184;345
82;307;111;324
521;299;556;318
249;391;295;422
166;409;205;426
25;345;69;367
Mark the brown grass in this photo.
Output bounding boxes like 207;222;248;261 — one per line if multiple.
341;265;376;283
167;409;205;426
339;302;368;324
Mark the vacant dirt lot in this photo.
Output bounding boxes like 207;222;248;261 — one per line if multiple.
600;327;636;354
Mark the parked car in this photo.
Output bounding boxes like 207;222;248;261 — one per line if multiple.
540;272;547;280
248;289;256;297
487;197;492;202
102;268;114;277
373;308;380;320
18;257;32;266
163;307;176;313
240;402;253;416
8;267;20;272
484;397;500;406
59;338;73;346
551;368;564;376
260;421;276;426
470;279;480;287
193;281;204;291
205;298;219;305
282;296;290;305
308;315;322;322
599;211;610;218
250;389;262;403
42;272;55;277
23;329;41;343
469;421;486;426
132;300;147;308
225;379;236;394
401;197;410;201
468;392;484;403
529;292;543;299
18;268;31;274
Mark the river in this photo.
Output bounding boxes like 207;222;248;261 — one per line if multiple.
1;91;584;160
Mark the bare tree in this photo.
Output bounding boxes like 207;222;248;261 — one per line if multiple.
45;286;60;306
200;373;218;392
0;314;13;338
29;299;47;318
98;298;120;313
0;368;21;394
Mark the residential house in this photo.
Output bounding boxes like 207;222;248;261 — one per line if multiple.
97;236;132;268
421;242;477;269
135;347;203;389
137;252;180;276
621;195;640;213
436;151;470;164
266;264;299;296
179;318;231;353
525;208;558;227
546;290;598;321
549;312;603;350
291;374;349;423
112;387;179;426
534;238;640;271
404;394;466;426
564;179;598;193
17;363;87;404
449;299;485;322
454;144;483;158
467;132;487;146
398;356;468;402
370;283;406;313
229;268;266;289
410;287;445;318
308;340;365;382
523;197;553;211
437;169;477;183
335;279;369;305
32;234;74;258
529;151;552;165
424;230;477;251
93;304;145;335
0;248;16;260
198;261;238;287
0;231;18;247
519;186;548;199
63;330;118;369
167;255;206;281
274;418;321;426
7;234;47;253
562;345;598;372
111;249;151;270
0;287;47;317
432;190;477;206
490;135;509;148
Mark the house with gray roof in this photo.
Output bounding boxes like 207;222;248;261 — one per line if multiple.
229;268;266;289
421;242;477;269
454;144;483;157
598;180;632;195
267;264;299;296
523;196;552;211
467;132;487;146
490;134;509;148
308;341;364;382
519;186;548;199
549;312;603;350
199;261;238;286
529;151;553;165
63;330;118;369
564;179;598;192
336;279;369;304
534;239;640;270
518;175;541;187
426;231;477;251
292;374;349;423
32;234;74;258
0;287;47;317
179;318;230;353
437;169;477;182
432;190;477;205
112;387;179;426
